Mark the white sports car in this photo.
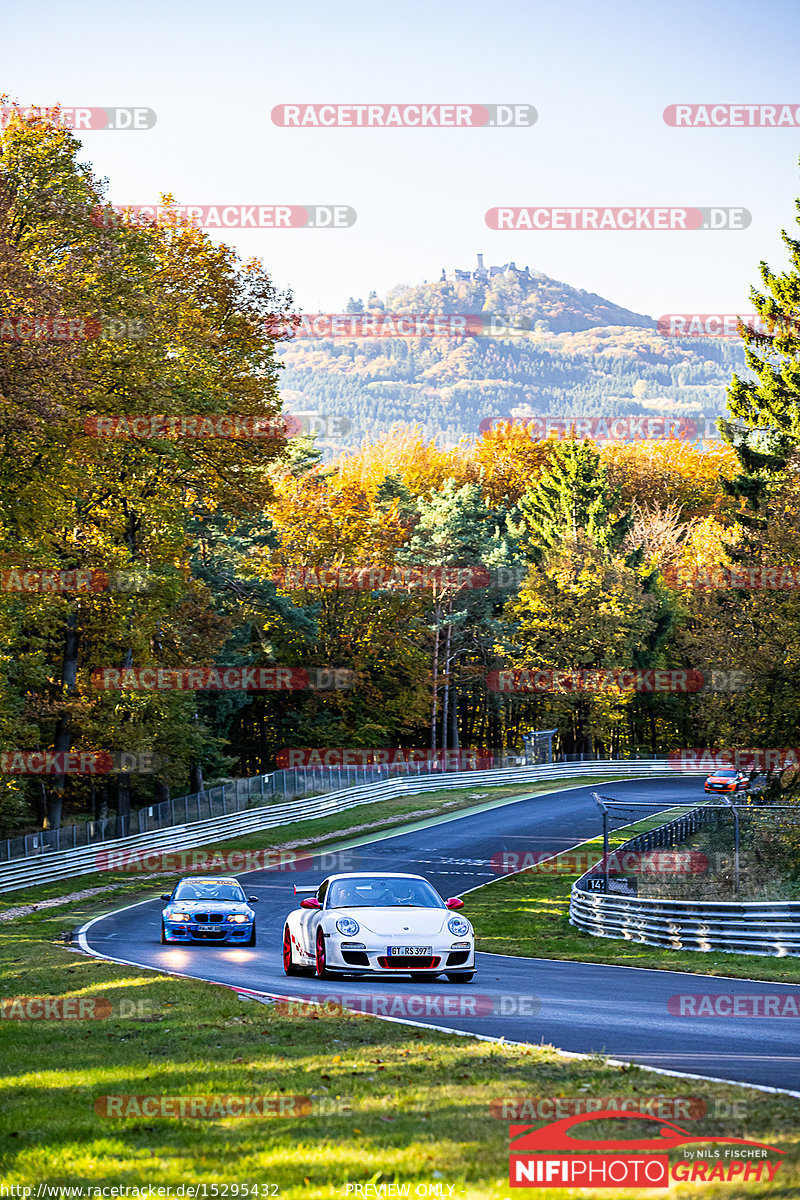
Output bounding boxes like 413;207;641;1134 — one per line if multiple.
282;872;475;982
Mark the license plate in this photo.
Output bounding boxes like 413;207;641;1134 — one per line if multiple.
201;925;224;932
388;946;431;956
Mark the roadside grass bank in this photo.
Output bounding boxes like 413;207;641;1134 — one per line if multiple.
1;908;799;1198
468;813;800;984
0;775;639;917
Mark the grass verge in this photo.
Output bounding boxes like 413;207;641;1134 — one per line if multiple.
1;902;799;1198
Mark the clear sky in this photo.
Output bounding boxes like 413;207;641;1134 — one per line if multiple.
2;0;799;317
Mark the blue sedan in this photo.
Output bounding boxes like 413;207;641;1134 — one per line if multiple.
160;877;258;945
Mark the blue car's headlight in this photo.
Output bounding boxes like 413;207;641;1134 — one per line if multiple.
226;914;250;923
168;911;191;922
336;917;360;936
448;916;470;937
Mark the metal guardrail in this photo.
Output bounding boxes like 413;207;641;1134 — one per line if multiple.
0;759;699;894
1;756;529;862
569;806;800;957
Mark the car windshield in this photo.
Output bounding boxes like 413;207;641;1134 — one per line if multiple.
173;881;247;903
326;877;444;909
713;770;738;777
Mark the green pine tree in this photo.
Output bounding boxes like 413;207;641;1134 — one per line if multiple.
722;173;800;510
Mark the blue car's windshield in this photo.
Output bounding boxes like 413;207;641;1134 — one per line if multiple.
173;882;247;903
326;877;444;909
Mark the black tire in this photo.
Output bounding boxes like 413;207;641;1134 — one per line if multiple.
283;925;302;975
160;920;167;944
246;924;256;947
445;971;474;983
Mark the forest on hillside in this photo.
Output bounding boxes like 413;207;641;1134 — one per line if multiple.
278;271;746;453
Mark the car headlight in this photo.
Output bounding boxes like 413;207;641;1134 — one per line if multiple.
336;917;360;936
168;911;191;922
226;914;250;923
448;916;471;937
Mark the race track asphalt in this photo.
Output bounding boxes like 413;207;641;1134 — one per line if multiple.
78;776;800;1094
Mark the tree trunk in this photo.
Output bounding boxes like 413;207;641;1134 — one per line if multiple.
430;601;441;753
46;609;80;829
97;778;109;822
441;617;452;755
154;777;170;806
115;769;132;837
190;761;204;794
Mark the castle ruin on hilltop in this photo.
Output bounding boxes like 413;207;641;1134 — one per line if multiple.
440;254;539;283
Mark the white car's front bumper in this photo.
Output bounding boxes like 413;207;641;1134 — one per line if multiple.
322;935;475;973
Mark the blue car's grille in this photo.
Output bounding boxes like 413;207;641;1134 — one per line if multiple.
193;912;225;923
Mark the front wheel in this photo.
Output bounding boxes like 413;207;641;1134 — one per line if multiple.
283;926;302;975
315;929;339;979
160;921;167;945
246;924;256;947
445;971;474;983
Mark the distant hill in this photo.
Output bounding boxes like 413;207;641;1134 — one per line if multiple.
277;257;744;456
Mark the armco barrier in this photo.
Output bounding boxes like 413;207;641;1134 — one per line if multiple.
0;760;700;894
569;806;800;957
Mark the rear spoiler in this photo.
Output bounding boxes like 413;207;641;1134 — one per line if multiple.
293;885;319;895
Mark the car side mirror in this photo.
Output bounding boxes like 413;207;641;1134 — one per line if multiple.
160;894;171;901
248;896;259;902
445;897;464;909
300;897;322;909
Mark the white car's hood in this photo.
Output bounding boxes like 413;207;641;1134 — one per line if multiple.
333;907;450;938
